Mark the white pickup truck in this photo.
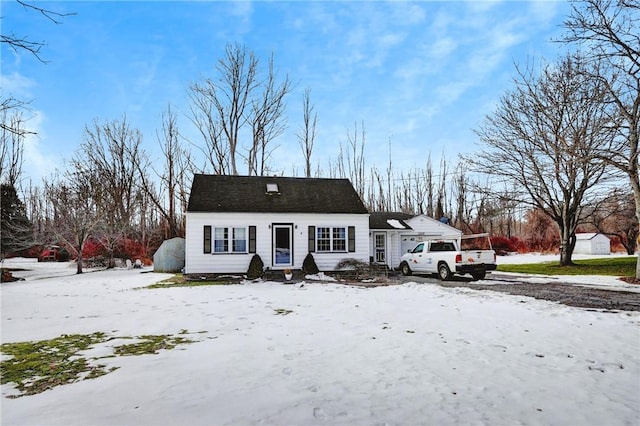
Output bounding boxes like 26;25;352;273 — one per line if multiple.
398;233;497;281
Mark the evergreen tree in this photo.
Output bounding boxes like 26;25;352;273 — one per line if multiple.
1;184;33;257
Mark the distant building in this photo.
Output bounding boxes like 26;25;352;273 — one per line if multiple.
574;233;610;255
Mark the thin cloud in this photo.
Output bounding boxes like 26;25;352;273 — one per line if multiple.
21;112;61;184
1;72;36;98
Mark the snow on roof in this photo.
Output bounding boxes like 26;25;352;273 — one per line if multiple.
576;233;608;240
386;219;407;229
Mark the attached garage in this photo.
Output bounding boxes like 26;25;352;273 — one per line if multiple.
574;233;610;255
369;213;463;270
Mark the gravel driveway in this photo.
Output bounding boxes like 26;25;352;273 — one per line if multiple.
399;273;640;312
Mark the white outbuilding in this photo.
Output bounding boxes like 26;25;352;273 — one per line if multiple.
153;237;186;273
574;233;610;255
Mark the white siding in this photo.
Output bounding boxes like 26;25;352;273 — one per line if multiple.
369;231;407;269
574;233;611;255
405;215;462;238
185;212;369;274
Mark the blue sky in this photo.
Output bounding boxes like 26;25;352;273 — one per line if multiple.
2;0;570;182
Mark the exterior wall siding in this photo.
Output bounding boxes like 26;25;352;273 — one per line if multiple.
369;231;402;269
185;212;369;274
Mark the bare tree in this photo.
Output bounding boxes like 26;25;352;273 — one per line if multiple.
561;0;640;277
1;0;75;63
78;116;145;266
434;156;449;221
0;111;26;186
188;43;259;175
468;54;615;265
136;104;191;240
425;155;435;217
246;54;292;176
586;189;638;254
1;1;74;138
46;167;101;274
0;100;36;141
297;87;318;178
344;122;366;200
188;91;228;174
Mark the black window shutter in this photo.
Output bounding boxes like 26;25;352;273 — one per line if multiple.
348;226;356;252
249;226;256;253
308;226;315;252
204;225;212;253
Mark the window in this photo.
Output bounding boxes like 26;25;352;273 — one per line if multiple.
214;228;228;252
317;227;331;252
333;227;346;251
233;227;246;252
209;227;248;253
317;226;347;252
266;183;278;193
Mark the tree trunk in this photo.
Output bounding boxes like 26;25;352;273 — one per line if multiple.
76;245;84;274
559;225;576;266
632;176;640;279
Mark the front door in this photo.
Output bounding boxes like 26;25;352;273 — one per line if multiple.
374;232;386;264
273;224;293;267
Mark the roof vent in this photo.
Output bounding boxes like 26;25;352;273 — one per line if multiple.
266;183;279;193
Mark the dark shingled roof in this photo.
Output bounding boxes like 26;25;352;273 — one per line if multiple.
187;174;368;214
369;212;414;229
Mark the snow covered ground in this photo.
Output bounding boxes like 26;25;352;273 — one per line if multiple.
1;257;639;425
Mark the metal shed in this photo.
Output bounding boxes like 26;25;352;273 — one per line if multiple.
574;233;610;255
153;237;186;273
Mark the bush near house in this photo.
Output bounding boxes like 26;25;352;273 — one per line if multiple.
247;254;264;279
302;253;319;275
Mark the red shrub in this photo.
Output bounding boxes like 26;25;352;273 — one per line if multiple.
82;239;107;258
490;236;528;255
114;238;148;260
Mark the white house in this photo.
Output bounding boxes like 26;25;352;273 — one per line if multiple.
184;174;370;275
574;233;611;255
369;212;463;269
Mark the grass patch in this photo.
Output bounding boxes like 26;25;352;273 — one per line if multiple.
113;335;194;356
498;256;637;276
144;273;239;289
1;331;199;398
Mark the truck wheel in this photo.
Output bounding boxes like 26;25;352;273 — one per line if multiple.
471;271;486;281
400;262;412;276
438;263;451;281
